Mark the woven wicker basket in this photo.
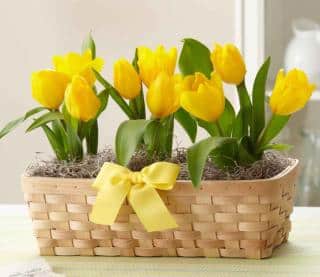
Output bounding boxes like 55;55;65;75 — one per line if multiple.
21;159;298;259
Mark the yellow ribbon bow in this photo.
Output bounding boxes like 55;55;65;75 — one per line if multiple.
89;162;180;232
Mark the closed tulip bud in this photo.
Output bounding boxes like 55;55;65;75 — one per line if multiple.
138;45;177;87
211;43;246;85
180;72;225;122
146;72;180;118
65;75;101;122
269;69;315;115
53;49;104;86
31;70;70;109
113;58;141;100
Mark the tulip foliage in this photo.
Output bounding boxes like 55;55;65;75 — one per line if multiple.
185;40;315;186
0;36;314;187
106;38;314;187
100;44;199;165
0;34;108;161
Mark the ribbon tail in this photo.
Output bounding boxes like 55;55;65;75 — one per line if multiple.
128;185;178;232
89;181;130;225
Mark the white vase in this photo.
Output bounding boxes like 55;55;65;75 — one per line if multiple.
284;18;320;87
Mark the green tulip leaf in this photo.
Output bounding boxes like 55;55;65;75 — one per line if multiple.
187;137;237;187
143;120;161;156
251;57;271;143
160;115;175;157
197;119;220;137
236;82;252;137
65;121;83;161
217;99;236;136
97;89;109;117
0;117;24;139
179;38;213;78
232;110;244;139
210;141;238;168
175;108;197;143
238;136;257;165
116;119;152;165
51;119;70;154
257;114;291;151
130;49;146;119
41;124;67;160
0;107;46;139
143;117;174;159
260;143;293;152
82;32;96;59
26;111;64;132
62;104;79;132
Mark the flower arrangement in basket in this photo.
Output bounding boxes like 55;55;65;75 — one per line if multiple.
0;34;314;258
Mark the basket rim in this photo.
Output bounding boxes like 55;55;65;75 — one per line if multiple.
21;158;298;185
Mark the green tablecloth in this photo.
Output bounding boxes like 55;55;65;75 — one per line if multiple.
0;206;319;277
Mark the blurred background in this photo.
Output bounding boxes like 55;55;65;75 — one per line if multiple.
0;0;319;205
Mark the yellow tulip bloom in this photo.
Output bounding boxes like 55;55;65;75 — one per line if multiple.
178;72;209;91
269;69;316;115
180;72;225;122
113;58;141;100
31;70;70;109
65;75;101;122
53;49;104;86
211;43;246;85
146;72;180;118
138;45;177;87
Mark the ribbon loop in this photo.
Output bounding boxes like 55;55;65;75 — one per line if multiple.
89;162;180;232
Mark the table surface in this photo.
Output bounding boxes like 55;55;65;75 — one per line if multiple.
0;206;319;277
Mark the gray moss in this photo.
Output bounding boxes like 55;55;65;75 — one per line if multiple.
25;147;292;180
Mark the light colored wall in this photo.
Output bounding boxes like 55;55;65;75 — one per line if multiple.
0;0;236;203
265;0;320;84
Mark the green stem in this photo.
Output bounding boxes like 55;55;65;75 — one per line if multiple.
135;90;146;119
216;121;224;136
236;80;252;137
86;120;99;154
94;70;135;119
129;98;140;119
164;115;174;157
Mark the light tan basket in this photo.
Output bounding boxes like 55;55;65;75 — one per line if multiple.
21;159;298;259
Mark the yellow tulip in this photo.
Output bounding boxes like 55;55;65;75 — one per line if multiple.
211;43;246;85
53;49;104;86
113;58;141;100
269;69;316;115
178;72;209;91
146;72;180;118
65;75;101;122
180;72;225;122
31;70;70;109
138;45;177;87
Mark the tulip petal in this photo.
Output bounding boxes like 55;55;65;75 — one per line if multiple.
138;45;177;87
181;82;225;122
211;43;246;85
146;72;180;118
31;70;70;109
113;59;141;100
53;51;104;86
65;75;101;122
269;68;315;115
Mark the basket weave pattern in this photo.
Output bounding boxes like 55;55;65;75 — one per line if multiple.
22;160;298;259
